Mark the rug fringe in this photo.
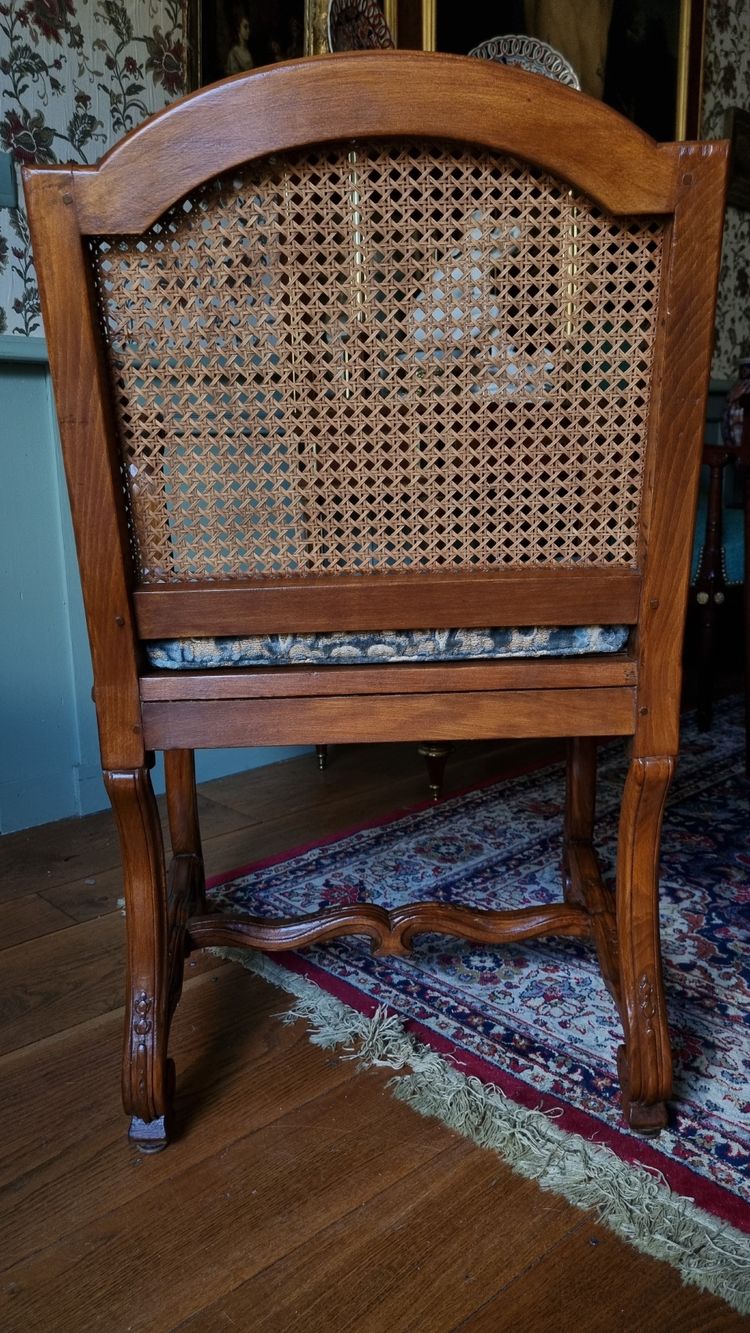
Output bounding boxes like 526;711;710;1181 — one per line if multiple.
215;947;750;1316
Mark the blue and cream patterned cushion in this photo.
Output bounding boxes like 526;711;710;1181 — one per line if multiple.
146;625;629;669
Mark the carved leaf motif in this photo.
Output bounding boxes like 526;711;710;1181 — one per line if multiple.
133;991;153;1037
638;972;656;1036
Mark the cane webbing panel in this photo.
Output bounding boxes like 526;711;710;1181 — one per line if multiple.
89;139;664;584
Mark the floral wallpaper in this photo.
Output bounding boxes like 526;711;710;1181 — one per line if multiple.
0;0;186;335
0;0;748;375
702;0;750;379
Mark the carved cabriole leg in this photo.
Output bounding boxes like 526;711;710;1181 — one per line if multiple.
562;737;597;904
615;756;675;1135
104;767;173;1153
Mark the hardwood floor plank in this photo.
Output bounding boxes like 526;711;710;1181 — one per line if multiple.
0;968;366;1271
0;893;75;951
459;1220;740;1332
202;739;554;823
0;1036;454;1331
39;864;126;923
0;807;120;905
173;1142;580;1333
0;913;124;1054
38;792;257;922
0;790;260;908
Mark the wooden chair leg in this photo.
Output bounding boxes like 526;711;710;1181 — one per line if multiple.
165;748;206;913
417;741;453;801
743;469;750;775
615;756;674;1135
562;737;597;904
104;766;175;1152
694;591;716;731
694;455;725;732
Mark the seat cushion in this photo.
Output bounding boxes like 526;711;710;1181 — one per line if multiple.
146;625;630;670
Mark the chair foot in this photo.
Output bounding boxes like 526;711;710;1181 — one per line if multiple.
129;1115;170;1153
617;1045;668;1136
127;1058;175;1152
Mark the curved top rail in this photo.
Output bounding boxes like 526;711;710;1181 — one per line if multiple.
34;52;682;231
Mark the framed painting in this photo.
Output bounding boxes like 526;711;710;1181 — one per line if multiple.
388;0;707;140
725;107;750;211
186;1;330;88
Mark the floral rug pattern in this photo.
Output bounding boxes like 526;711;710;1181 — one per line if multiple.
212;700;750;1234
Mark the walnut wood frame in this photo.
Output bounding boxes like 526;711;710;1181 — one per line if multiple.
24;52;728;1151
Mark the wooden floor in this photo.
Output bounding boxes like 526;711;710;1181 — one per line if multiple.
0;739;743;1332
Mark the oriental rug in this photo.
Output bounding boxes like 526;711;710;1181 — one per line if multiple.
210;699;750;1312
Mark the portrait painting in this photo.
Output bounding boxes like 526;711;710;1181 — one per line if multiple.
188;1;308;88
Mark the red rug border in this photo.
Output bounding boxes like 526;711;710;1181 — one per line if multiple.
207;748;750;1238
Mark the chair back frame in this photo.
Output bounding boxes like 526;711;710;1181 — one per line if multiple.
23;52;729;1148
24;54;727;770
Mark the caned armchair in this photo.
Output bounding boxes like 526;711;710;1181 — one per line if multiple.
24;52;728;1152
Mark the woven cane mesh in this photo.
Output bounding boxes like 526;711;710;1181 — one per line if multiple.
89;140;664;584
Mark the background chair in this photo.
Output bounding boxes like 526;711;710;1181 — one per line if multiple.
691;385;750;768
24;52;727;1152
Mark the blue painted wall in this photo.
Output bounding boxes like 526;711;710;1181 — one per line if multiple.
0;339;307;833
